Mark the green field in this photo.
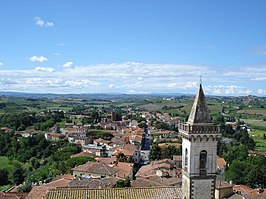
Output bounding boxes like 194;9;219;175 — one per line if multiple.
249;130;266;152
244;119;266;130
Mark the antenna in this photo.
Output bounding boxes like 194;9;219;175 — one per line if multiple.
200;70;202;85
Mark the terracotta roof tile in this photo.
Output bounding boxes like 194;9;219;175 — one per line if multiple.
0;192;28;199
45;187;182;199
216;156;226;169
131;178;164;187
72;162;118;176
69;178;118;188
26;177;72;199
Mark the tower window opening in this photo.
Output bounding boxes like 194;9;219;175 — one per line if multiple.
199;150;207;175
185;148;188;167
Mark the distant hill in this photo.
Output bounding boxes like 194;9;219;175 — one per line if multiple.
0;91;189;100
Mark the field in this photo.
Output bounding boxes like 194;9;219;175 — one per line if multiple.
238;109;266;116
249;130;266;152
139;97;222;116
244;119;266;130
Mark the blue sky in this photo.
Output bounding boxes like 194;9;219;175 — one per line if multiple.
0;0;266;95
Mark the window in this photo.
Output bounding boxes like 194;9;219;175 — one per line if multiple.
185;148;188;167
199;150;207;175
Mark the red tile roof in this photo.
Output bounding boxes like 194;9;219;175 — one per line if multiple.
69;177;118;188
72;162;118;176
216;156;226;169
26;177;72;199
45;187;182;199
112;148;135;156
0;192;28;199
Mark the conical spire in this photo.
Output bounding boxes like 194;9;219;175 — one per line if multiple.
187;84;212;124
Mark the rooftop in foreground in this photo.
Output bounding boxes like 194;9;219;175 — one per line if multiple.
45;187;182;199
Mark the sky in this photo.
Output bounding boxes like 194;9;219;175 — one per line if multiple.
0;0;266;96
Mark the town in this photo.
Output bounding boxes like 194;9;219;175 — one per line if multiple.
0;86;265;199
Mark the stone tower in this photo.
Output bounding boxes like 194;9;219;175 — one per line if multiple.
179;84;221;199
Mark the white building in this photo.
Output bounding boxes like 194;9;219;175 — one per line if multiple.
179;84;221;199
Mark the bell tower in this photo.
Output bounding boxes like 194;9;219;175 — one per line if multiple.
179;84;221;199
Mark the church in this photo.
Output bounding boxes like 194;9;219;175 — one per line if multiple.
179;83;221;199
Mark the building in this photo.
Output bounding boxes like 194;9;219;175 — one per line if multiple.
178;84;221;199
135;158;182;187
45;132;65;141
72;161;119;178
45;187;182;199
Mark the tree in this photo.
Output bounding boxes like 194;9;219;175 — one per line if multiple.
65;156;95;169
114;178;131;188
246;165;265;188
0;169;9;186
13;167;25;185
149;143;161;161
116;153;127;162
225;160;247;184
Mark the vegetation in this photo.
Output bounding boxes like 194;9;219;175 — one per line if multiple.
86;130;114;140
149;142;181;161
0;130;94;191
114;178;131;188
225;155;266;188
0;94;266;190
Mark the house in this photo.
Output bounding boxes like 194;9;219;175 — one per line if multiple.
44;187;182;199
0;192;28;199
45;132;65;141
93;138;111;146
215;181;234;199
97;122;116;130
225;122;238;130
68;177;118;188
26;174;73;199
216;156;227;174
72;161;119;178
82;143;115;157
152;130;174;139
173;155;182;168
68;136;90;146
112;145;141;163
135;159;182;187
95;157;133;179
129;134;142;145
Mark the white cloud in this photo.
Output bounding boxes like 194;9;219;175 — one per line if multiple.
34;17;54;27
30;56;48;62
0;62;264;95
223;66;266;82
257;89;266;95
0;62;3;66
46;22;54;27
34;67;55;73
63;61;74;68
205;85;253;95
109;84;115;89
251;77;266;81
34;17;45;27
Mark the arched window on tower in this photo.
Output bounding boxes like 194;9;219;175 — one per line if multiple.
185;148;188;168
199;150;207;175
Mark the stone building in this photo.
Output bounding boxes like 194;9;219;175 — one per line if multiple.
179;84;221;199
